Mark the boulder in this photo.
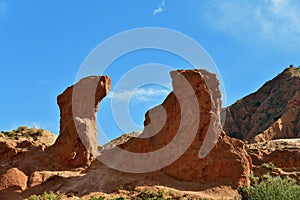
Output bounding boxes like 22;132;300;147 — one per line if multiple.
0;168;28;192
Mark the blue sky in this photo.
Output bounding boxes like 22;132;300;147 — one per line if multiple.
1;0;300;142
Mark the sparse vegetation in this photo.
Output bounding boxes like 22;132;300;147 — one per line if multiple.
89;196;105;200
262;162;276;171
250;174;300;200
114;197;125;200
26;191;62;200
136;190;164;200
0;126;44;140
238;164;300;199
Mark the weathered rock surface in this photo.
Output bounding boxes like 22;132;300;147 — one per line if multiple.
0;138;20;165
0;168;28;192
103;69;252;188
0;136;51;172
48;76;111;168
223;67;300;143
246;139;300;183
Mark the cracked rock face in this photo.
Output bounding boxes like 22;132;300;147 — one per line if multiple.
49;76;111;168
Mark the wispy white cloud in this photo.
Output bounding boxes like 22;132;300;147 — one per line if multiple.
24;122;45;129
204;0;300;47
108;87;170;102
153;0;166;16
6;121;45;131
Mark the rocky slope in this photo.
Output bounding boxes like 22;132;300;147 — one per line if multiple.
223;66;300;143
0;70;252;200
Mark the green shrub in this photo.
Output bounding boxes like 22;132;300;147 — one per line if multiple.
136;190;166;200
89;196;105;200
261;162;276;171
239;173;300;200
112;197;125;200
0;127;44;140
157;191;163;198
238;185;250;200
116;198;125;200
26;191;62;200
251;174;300;199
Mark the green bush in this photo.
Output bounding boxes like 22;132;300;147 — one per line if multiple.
114;197;125;200
26;191;62;200
109;197;125;200
136;190;166;200
0;127;44;140
239;173;300;200
89;196;105;200
261;162;276;171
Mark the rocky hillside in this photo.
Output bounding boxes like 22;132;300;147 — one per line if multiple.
223;66;300;143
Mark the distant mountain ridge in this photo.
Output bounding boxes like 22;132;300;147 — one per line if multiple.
223;66;300;143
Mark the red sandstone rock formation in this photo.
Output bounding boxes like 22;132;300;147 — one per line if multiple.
223;67;300;143
102;69;252;188
48;76;111;168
